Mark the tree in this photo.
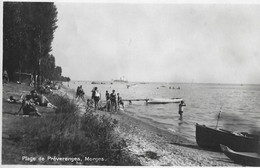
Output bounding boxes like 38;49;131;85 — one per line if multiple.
3;2;59;84
53;66;62;81
41;54;56;80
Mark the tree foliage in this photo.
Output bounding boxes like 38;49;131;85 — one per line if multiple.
3;2;70;83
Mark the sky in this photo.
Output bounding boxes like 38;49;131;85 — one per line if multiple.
51;2;260;84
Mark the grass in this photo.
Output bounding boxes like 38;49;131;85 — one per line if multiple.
2;83;140;165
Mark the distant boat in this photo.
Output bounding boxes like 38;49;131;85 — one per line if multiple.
113;76;128;83
127;84;137;88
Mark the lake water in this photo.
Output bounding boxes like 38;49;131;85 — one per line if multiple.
65;81;260;142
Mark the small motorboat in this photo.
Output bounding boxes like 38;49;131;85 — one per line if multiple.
220;144;260;166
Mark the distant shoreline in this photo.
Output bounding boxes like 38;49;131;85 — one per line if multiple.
64;81;260;86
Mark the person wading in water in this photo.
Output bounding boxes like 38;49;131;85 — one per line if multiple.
178;100;186;120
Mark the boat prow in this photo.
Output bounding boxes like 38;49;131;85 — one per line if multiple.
220;144;260;166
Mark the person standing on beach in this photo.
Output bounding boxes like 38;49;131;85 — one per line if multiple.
179;100;186;120
91;87;95;100
93;87;101;110
105;90;111;112
110;90;117;112
76;86;80;98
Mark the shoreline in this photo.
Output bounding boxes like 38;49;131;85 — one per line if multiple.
59;84;240;166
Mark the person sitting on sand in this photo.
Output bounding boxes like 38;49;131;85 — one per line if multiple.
86;99;94;112
110;90;117;112
3;70;9;83
7;95;24;103
179;100;186;120
8;90;38;104
35;93;57;109
17;95;41;117
117;93;124;109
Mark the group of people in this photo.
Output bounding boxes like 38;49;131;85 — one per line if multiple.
90;87;124;112
76;85;124;112
76;85;85;101
9;90;57;117
105;89;124;112
75;85;186;119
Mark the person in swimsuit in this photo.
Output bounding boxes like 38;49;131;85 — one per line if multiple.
178;100;186;120
93;87;101;110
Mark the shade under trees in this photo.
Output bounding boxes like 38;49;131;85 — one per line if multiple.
3;2;70;84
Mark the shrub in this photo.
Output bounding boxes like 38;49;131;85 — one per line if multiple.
15;94;140;165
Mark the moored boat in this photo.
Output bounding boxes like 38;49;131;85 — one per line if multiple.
196;123;260;152
147;98;183;104
220;144;260;166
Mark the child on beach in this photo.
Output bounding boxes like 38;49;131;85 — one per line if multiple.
179;100;186;120
117;93;124;109
86;99;94;112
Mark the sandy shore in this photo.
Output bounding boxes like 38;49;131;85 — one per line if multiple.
59;85;240;166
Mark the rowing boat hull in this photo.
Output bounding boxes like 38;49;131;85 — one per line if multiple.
196;123;259;152
220;144;260;166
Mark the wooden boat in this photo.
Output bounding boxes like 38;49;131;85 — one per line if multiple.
196;123;260;152
220;144;260;166
146;98;183;104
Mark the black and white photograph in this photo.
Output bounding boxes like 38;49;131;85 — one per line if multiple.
2;0;260;166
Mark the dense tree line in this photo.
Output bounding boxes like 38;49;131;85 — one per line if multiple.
3;2;70;84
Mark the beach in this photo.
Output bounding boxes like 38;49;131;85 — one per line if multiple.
2;82;240;166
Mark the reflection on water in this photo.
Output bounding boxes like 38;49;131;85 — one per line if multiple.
66;81;260;142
